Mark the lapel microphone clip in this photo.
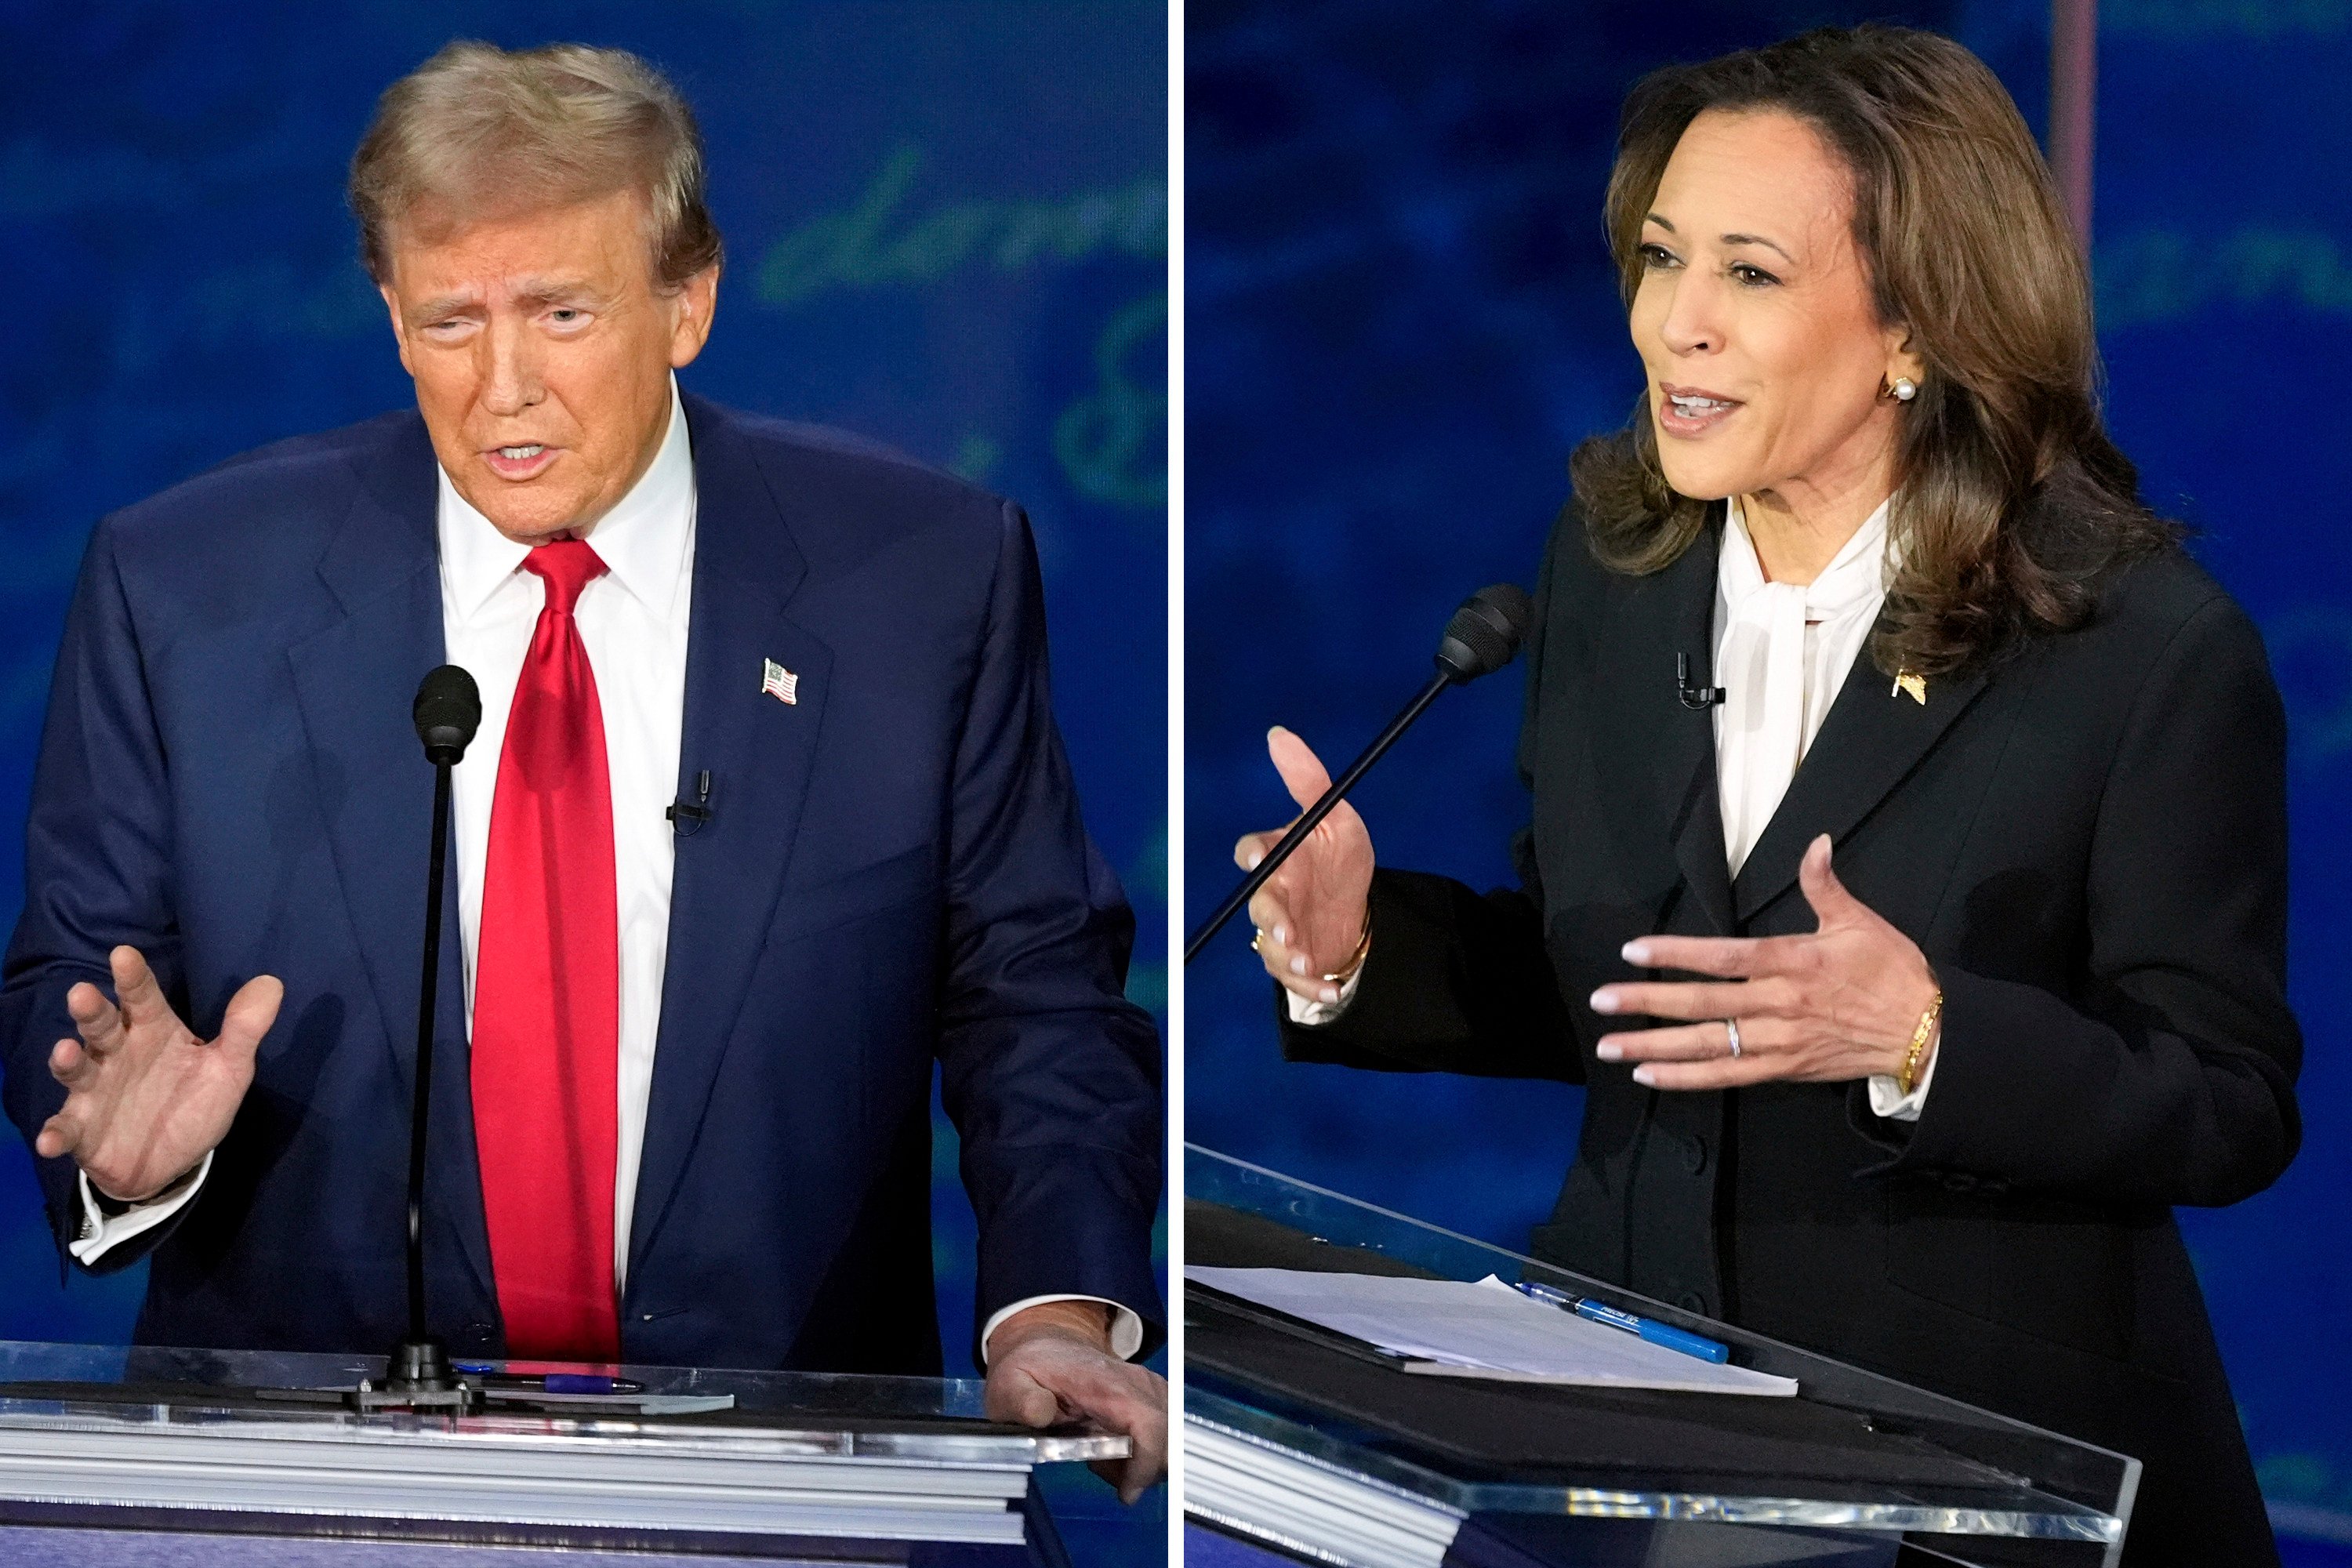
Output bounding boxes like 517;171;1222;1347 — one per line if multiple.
667;769;714;836
1677;653;1726;710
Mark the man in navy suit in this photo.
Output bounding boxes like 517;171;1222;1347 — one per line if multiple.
0;42;1164;1497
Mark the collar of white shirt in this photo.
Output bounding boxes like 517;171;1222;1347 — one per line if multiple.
436;376;696;627
1719;491;1894;619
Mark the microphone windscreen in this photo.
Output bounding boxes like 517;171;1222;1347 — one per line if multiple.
412;665;483;765
1434;583;1534;681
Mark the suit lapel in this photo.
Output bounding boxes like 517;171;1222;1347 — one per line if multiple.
1588;518;1733;935
284;417;496;1310
1730;641;1989;923
627;397;833;1286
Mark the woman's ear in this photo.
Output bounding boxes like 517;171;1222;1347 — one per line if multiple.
1885;327;1926;391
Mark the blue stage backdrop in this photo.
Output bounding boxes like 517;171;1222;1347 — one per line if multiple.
0;0;1164;1474
1186;0;2351;1555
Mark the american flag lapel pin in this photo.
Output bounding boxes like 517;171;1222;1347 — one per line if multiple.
760;657;800;706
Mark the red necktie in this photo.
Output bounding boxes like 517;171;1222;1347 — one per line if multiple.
471;538;621;1362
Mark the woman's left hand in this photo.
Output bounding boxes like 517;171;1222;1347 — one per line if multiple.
1589;835;1940;1088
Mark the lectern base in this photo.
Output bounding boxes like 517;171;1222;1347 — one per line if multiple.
1189;1519;2050;1568
0;1512;1070;1567
0;1341;1123;1561
1452;1515;1897;1566
1189;1515;1907;1567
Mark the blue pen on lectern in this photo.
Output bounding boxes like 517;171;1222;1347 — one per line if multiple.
1514;1280;1731;1364
452;1363;645;1395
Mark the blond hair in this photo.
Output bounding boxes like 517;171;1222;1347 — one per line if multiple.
349;41;723;291
1573;25;2172;677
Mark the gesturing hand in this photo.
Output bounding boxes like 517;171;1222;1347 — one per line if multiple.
1588;836;1940;1090
34;946;281;1202
983;1301;1167;1504
1232;726;1374;1007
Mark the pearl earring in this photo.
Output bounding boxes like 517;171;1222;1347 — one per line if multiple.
1890;376;1918;402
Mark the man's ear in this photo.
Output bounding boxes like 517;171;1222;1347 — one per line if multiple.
379;285;415;379
667;265;720;370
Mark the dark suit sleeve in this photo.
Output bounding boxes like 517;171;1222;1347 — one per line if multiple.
1865;593;2301;1206
933;501;1164;1365
1274;515;1581;1083
1276;859;1577;1080
1;517;197;1269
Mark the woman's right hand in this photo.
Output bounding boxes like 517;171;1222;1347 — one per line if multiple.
1233;726;1375;1006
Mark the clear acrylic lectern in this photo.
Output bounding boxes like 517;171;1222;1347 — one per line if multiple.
1185;1146;2136;1568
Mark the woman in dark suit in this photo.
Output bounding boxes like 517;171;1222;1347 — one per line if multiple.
1236;27;2298;1567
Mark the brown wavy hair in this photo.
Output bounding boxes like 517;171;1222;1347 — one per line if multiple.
1571;25;2174;677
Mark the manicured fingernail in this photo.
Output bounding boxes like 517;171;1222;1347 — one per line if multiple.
1590;989;1620;1014
1246;851;1263;870
1621;941;1650;964
1272;924;1287;946
1595;1040;1622;1062
1319;987;1339;1004
1290;955;1308;975
1632;1065;1657;1087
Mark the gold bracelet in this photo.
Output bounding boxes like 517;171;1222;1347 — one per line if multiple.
1897;989;1944;1097
1321;912;1373;985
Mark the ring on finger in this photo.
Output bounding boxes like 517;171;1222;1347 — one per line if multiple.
1250;928;1265;953
1724;1018;1742;1059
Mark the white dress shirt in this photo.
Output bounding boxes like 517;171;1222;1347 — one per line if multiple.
1290;495;1935;1120
76;378;1142;1359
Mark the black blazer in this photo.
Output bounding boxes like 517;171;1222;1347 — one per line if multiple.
1282;495;2300;1566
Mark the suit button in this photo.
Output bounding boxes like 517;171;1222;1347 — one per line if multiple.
1681;1135;1708;1176
1675;1291;1707;1314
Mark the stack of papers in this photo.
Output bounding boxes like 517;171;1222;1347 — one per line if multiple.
1189;1266;1797;1397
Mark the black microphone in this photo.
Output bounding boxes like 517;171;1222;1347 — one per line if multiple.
388;665;481;1399
413;666;482;765
666;769;713;836
1676;652;1726;710
1185;584;1533;966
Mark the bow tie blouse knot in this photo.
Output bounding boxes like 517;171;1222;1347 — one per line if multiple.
1712;498;1894;877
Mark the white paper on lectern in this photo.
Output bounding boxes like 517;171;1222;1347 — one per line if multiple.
1188;1266;1798;1397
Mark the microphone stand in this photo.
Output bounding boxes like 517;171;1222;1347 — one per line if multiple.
337;666;489;1408
372;750;478;1410
1184;669;1451;966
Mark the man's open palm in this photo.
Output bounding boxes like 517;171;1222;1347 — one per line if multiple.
34;946;278;1202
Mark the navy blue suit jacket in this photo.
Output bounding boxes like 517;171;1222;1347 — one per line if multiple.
0;393;1163;1374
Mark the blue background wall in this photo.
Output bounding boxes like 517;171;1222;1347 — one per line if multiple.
0;0;1164;1541
1185;0;2350;1556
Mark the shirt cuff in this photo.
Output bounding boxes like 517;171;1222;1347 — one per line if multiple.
980;1294;1147;1365
1866;1036;1941;1123
71;1150;212;1265
1283;957;1366;1026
